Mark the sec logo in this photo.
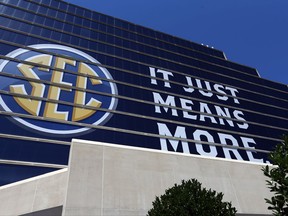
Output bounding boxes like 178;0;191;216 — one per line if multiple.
0;44;118;135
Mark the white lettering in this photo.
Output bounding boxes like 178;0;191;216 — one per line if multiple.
193;129;218;157
241;137;264;163
199;103;217;124
180;98;197;120
183;76;195;93
218;133;243;160
233;110;249;129
153;93;178;116
214;105;234;127
214;84;228;101
157;123;189;153
196;79;213;97
226;87;240;104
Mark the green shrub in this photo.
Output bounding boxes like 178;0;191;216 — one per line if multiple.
147;178;236;216
262;135;288;215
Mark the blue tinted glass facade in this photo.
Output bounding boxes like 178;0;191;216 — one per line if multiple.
0;0;287;186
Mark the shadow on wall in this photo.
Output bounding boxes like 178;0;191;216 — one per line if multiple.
21;206;63;216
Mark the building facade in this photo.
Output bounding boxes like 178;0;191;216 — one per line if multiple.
0;0;287;187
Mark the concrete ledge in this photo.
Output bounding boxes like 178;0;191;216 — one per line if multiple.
0;168;67;216
0;139;272;215
63;139;272;215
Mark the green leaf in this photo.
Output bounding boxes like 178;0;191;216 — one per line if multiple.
262;134;288;216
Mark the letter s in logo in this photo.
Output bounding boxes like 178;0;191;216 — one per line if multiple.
0;44;118;135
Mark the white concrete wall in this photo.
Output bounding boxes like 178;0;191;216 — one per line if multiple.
63;139;272;216
0;168;67;216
